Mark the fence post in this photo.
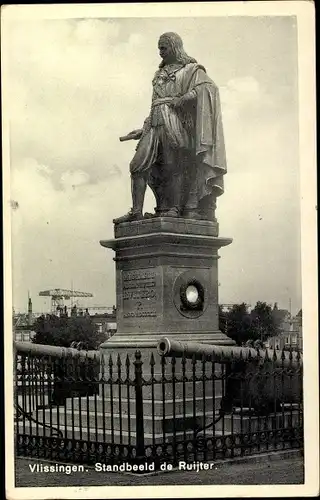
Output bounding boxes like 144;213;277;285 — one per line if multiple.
134;350;145;462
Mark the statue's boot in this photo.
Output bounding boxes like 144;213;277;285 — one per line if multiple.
113;209;143;224
113;175;146;224
144;212;155;219
162;207;180;218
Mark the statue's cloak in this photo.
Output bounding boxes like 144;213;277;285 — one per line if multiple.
176;63;227;200
130;62;227;207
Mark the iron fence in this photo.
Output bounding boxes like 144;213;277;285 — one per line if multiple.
14;345;303;470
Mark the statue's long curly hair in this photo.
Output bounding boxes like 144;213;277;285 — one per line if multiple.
158;32;197;67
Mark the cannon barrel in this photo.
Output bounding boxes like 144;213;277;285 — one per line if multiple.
14;341;98;360
157;338;302;411
14;342;100;404
157;338;302;367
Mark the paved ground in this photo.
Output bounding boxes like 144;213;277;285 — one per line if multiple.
14;451;304;487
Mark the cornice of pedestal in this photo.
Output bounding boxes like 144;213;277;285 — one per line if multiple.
100;232;233;252
114;217;219;239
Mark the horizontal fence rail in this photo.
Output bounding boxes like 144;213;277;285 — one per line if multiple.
14;342;303;471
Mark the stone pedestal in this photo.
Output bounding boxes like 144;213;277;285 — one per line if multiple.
98;217;235;446
100;217;234;351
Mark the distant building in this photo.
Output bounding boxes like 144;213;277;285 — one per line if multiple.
90;309;117;339
13;314;35;342
13;296;36;342
265;306;303;351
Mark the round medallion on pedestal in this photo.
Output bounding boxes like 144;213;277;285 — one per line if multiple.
173;270;208;318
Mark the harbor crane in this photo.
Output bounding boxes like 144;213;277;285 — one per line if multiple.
39;288;93;313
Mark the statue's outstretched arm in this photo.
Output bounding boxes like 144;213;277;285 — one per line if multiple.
119;129;143;142
119;114;151;142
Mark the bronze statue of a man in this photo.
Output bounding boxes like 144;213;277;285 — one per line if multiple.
114;32;227;223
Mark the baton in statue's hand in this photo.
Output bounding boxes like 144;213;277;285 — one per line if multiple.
119;129;143;142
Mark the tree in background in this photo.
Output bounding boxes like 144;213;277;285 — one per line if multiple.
222;303;254;345
32;314;105;349
219;301;281;346
251;301;280;343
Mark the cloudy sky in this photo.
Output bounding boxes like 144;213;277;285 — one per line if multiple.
5;13;302;314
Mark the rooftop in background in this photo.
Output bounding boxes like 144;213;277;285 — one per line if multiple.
13;306;116;329
13;306;116;315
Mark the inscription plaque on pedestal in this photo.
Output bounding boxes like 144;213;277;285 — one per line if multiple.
122;269;157;319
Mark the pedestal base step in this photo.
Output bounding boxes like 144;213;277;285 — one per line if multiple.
30;407;219;435
65;395;222;415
